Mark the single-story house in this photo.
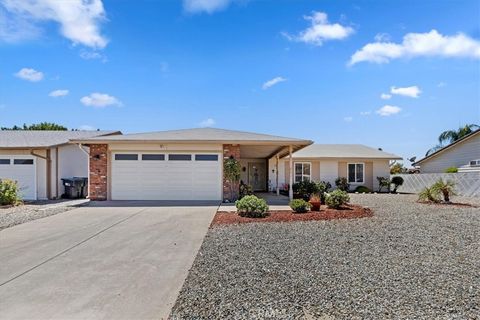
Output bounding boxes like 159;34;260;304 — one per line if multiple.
71;128;313;201
71;128;401;201
268;144;402;192
414;129;480;173
0;130;120;200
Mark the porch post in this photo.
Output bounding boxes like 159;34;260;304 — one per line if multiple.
288;145;293;200
276;154;280;196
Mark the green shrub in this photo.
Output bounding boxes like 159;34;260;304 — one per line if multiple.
325;190;350;209
376;176;390;192
335;177;350;191
0;179;21;206
315;181;331;204
355;186;371;193
289;199;311;213
235;195;269;218
390;176;404;193
292;180;319;200
444;167;458;173
418;187;441;203
239;182;253;199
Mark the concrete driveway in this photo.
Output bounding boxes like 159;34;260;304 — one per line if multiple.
0;201;218;320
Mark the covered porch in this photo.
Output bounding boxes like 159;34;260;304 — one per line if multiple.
226;142;312;202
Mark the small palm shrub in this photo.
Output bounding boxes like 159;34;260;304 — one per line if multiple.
0;179;21;206
235;195;269;218
289;199;311;213
391;176;404;193
355;186;371;193
325;190;350;209
335;177;350;191
432;178;457;203
444;167;458;173
418;187;441;203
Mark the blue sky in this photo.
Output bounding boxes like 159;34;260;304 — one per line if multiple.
1;0;479;163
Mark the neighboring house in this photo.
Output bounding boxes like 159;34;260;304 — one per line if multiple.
414;129;480;173
71;128;312;201
0;130;120;200
269;144;402;192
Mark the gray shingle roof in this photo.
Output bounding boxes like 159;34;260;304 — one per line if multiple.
72;128;312;144
0;130;121;148
293;144;402;159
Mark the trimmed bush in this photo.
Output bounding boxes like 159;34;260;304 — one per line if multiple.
444;167;458;173
391;176;404;193
355;186;371;193
289;199;311;213
325;190;350;209
0;179;21;206
235;195;269;218
335;177;350;192
292;180;319;200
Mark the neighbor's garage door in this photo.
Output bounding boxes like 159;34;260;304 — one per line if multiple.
111;152;222;200
0;156;36;200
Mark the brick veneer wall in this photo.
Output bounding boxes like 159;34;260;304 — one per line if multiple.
89;144;108;200
223;144;241;201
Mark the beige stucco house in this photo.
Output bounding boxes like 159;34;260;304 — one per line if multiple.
0;130;120;200
414;129;480;173
269;144;402;192
71;128;402;201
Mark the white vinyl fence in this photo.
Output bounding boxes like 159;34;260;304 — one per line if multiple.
391;172;480;197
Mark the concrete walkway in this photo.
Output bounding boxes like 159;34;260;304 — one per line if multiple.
0;201;218;320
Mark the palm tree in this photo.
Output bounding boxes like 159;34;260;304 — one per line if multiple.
432;178;457;203
426;124;479;156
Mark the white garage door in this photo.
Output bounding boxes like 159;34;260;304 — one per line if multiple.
111;152;222;200
0;156;36;200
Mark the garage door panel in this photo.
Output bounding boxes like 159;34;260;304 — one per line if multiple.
111;153;221;200
0;156;36;200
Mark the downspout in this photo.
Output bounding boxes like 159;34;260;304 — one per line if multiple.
30;149;51;199
55;147;59;199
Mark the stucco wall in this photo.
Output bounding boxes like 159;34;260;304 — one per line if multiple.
270;157;390;191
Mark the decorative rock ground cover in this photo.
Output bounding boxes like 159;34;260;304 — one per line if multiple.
171;194;480;319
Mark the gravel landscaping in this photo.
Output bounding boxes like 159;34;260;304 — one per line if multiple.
171;194;480;319
0;199;88;230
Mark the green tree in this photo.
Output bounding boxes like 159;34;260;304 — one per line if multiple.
432;178;456;203
1;122;68;131
390;162;406;174
426;124;479;156
223;157;241;202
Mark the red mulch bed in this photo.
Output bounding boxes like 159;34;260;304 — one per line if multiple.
212;204;373;226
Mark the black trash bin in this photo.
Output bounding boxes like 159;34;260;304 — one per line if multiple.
61;177;88;199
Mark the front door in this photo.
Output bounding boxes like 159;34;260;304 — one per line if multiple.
248;162;266;191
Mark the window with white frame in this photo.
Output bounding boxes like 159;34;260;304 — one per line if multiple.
347;163;364;184
294;162;311;183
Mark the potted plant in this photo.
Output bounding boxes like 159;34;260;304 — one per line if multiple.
309;194;321;211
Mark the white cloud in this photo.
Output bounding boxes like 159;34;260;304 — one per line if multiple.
183;0;232;14
1;0;108;48
49;89;69;97
374;33;391;42
14;67;43;81
78;124;96;130
199;118;215;127
262;76;287;90
349;29;480;65
79;50;107;62
360;111;371;116
376;105;401;116
390;85;421;98
380;93;392;100
80;93;122;107
343;116;353;122
283;11;354;46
